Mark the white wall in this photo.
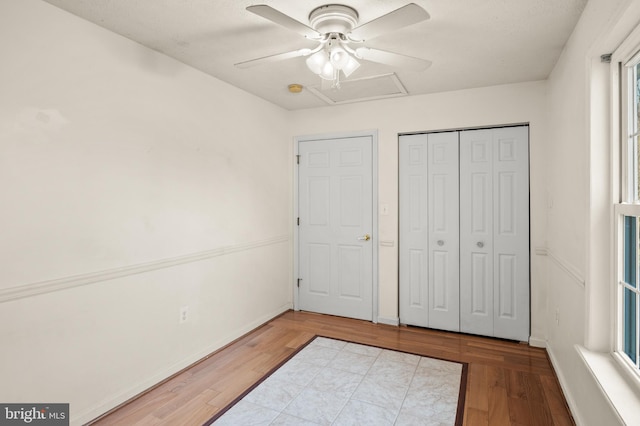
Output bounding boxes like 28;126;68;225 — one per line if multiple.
0;1;292;424
289;81;548;341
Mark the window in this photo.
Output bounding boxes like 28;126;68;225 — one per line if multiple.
622;215;638;364
616;51;640;373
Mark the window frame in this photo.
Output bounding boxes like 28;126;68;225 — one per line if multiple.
613;42;640;378
621;51;640;203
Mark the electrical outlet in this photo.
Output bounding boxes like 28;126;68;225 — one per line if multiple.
180;305;189;324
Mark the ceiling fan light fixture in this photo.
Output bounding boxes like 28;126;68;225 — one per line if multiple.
319;61;336;80
341;55;360;77
306;50;328;75
307;46;359;83
329;47;350;69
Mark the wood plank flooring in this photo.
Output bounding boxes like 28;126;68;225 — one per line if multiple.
90;311;574;426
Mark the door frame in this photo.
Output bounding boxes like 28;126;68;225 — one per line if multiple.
293;130;379;323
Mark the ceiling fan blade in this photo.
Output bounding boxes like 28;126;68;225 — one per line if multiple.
235;48;311;69
355;47;432;71
349;3;430;41
247;5;320;39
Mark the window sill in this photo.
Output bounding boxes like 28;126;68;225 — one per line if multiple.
576;345;640;425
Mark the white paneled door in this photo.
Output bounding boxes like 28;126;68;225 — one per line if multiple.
297;136;373;321
459;129;495;337
400;126;529;342
399;131;460;331
460;127;529;341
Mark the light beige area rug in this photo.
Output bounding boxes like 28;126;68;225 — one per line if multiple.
205;336;468;425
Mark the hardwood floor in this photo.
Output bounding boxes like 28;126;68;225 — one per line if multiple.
90;311;574;426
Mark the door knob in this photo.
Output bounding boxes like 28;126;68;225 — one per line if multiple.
437;240;444;246
477;241;484;248
358;234;371;241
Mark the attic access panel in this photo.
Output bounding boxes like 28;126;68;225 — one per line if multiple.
307;73;408;105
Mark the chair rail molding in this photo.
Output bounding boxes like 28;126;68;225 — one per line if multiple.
535;246;585;287
0;234;290;303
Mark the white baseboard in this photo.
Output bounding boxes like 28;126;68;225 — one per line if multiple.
73;303;292;426
546;345;584;426
377;316;399;326
529;336;547;348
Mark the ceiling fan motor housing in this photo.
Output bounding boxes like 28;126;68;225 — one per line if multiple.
309;4;359;35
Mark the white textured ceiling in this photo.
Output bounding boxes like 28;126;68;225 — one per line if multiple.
42;0;588;110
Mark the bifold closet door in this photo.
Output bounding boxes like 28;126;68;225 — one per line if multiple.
459;127;529;341
399;132;459;331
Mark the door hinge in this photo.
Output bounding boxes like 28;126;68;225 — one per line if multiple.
297;217;300;226
296;154;301;164
297;278;302;288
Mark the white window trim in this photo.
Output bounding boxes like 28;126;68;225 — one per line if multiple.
612;23;640;383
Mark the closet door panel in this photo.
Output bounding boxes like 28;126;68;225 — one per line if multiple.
427;132;459;331
470;252;491;314
399;134;429;327
493;126;529;341
460;129;494;337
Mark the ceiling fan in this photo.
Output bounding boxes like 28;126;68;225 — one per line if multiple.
235;3;432;88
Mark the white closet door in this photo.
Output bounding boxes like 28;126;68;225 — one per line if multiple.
399;132;459;330
426;132;459;331
460;129;495;337
492;126;529;341
399;134;429;326
460;127;529;341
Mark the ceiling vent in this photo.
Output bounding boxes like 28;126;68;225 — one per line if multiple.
307;73;408;105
